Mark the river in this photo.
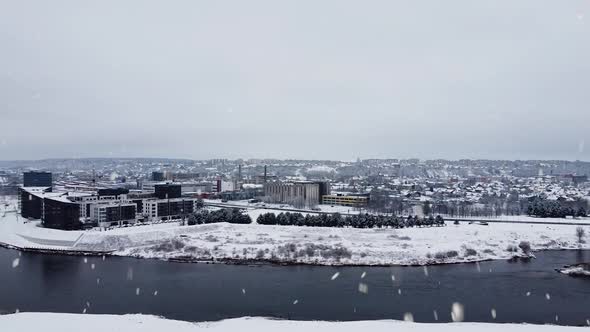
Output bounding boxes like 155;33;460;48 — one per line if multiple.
1;248;589;325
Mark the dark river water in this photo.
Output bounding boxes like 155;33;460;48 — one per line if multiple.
1;248;589;326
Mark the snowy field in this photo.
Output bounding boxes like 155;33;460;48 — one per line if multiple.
74;216;590;266
2;198;590;266
0;313;586;332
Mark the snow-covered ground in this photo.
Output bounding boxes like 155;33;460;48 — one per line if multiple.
0;313;586;331
3;198;590;266
450;215;590;224
557;264;590;277
74;216;590;266
0;204;83;250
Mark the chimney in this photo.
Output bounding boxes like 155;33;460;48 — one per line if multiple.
264;165;267;183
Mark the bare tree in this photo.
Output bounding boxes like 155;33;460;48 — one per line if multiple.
576;227;586;245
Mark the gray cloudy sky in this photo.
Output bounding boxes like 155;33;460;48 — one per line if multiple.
1;0;589;161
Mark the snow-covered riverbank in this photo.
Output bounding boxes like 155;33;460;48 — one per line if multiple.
0;313;586;331
72;220;590;265
2;201;590;265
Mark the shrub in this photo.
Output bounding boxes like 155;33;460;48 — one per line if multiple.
434;250;459;260
446;250;459;258
518;241;531;255
152;238;184;252
204;235;218;242
464;248;477;257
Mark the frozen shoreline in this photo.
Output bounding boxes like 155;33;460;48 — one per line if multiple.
0;313;586;331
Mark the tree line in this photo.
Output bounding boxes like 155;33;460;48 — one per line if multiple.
257;212;445;228
186;208;251;225
526;197;587;218
185;208;446;229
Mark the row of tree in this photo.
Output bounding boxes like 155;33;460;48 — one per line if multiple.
526;198;587;218
186;208;251;225
256;212;445;229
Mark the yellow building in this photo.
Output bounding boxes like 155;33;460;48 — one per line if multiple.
322;194;369;207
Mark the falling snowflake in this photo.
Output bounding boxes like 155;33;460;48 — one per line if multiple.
545;293;551;300
358;283;368;294
91;264;95;270
86;301;91;308
293;300;299;305
391;274;396;281
83;258;88;264
361;272;366;279
136;288;141;296
127;267;134;281
331;272;340;280
242;288;246;295
423;266;429;277
433;310;439;321
82;308;87;314
12;258;19;268
491;308;497;319
403;312;414;322
398;288;402;295
555;315;559;322
526;291;531;297
451;302;465;322
102;255;106;261
476;262;481;273
154;290;158;296
96;278;100;285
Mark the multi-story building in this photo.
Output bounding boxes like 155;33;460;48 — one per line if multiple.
23;171;52;188
264;181;321;207
322;193;369;207
152;171;165;181
42;195;81;230
90;202;137;227
154;183;182;199
142;198;195;221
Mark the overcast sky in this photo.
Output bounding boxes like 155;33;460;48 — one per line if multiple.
1;0;589;161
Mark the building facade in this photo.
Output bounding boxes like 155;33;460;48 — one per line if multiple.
322;194;369;207
264;181;321;208
23;171;52;188
90;202;137;227
42;196;81;230
143;198;195;221
154;184;182;199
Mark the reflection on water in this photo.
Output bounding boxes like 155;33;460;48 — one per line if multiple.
1;248;590;325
